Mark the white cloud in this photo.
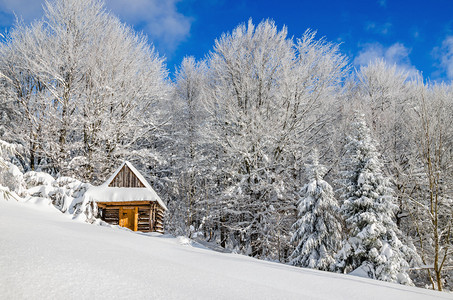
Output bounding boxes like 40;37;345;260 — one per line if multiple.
354;43;382;67
354;42;419;77
385;43;411;63
106;0;192;55
435;36;453;80
364;21;392;36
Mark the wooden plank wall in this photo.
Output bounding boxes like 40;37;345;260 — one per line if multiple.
109;165;145;188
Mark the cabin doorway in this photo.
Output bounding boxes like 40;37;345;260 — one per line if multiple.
119;207;136;231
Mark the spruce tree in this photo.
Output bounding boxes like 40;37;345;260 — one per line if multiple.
290;149;343;271
336;114;417;285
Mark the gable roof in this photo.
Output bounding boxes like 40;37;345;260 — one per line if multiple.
84;161;167;210
105;161;147;188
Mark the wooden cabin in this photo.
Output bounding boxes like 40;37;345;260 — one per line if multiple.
85;161;167;233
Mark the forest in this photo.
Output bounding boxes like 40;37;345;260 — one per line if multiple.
0;0;452;292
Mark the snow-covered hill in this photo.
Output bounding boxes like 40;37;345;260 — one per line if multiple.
0;199;449;300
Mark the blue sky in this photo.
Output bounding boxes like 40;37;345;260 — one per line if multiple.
0;0;452;81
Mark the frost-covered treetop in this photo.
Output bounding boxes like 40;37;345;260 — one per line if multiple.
305;148;327;181
0;140;15;168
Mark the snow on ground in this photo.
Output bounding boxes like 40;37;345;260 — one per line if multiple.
0;199;450;300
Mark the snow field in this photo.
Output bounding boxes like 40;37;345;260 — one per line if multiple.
0;199;448;300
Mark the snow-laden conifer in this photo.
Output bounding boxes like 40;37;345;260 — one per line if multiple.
290;149;342;271
336;114;417;285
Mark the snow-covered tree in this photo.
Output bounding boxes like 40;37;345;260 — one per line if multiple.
0;139;24;200
290;149;343;271
0;20;49;171
165;56;210;236
336;114;417;285
408;83;453;291
201;19;296;258
200;19;346;260
0;0;169;182
354;60;419;228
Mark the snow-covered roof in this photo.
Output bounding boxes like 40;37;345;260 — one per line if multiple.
84;161;167;210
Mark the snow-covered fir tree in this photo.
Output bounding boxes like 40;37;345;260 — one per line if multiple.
336;114;418;285
290;149;343;271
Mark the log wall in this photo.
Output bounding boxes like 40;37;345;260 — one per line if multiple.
154;206;165;234
138;208;151;232
98;201;164;233
103;208;119;225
